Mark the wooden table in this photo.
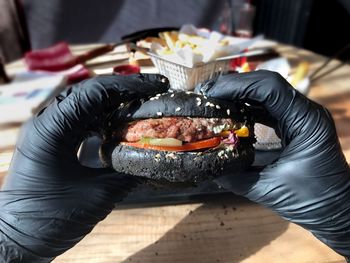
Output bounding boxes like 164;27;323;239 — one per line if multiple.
1;42;349;262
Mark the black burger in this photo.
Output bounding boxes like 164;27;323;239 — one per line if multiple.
99;91;255;183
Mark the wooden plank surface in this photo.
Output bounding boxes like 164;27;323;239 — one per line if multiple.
1;43;349;262
53;199;345;263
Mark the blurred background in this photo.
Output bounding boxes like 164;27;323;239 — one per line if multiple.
1;0;350;63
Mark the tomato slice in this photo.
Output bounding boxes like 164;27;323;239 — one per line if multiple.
121;137;221;152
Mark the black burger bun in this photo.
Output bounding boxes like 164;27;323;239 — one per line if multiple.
100;91;255;183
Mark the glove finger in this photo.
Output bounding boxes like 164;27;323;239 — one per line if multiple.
195;71;297;120
46;74;169;131
214;166;265;197
244;102;277;128
31;74;169;159
81;166;139;203
195;70;316;145
56;74;169;103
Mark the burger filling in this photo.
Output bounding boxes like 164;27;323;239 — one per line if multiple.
118;117;249;152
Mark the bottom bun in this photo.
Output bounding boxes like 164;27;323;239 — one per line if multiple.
100;140;255;183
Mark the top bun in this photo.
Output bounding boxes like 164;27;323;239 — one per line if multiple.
107;91;249;125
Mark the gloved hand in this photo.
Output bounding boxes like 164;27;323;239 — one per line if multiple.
0;74;169;262
196;70;350;261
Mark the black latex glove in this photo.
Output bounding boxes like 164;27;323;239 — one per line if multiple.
0;74;169;262
196;70;350;261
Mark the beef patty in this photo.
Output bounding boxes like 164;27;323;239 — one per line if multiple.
120;117;236;142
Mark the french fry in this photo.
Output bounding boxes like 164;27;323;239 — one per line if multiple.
143;37;166;46
159;31;178;51
179;33;206;47
241;62;251;72
154;30;231;58
291;61;310;87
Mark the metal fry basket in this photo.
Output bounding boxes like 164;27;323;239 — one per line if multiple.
149;53;232;91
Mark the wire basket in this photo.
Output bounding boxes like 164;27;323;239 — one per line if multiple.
149;53;231;91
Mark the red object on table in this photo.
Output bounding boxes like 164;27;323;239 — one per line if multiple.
113;65;141;75
24;42;92;83
25;42;115;71
230;56;247;70
25;42;77;71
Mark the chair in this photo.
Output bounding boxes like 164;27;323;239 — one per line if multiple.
0;0;31;63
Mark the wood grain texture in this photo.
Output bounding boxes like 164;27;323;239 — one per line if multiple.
54;200;344;263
